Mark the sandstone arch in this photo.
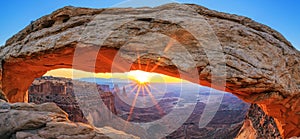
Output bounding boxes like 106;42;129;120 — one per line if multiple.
0;4;299;138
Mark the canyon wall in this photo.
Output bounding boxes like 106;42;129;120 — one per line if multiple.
236;104;282;139
28;76;117;123
0;3;299;138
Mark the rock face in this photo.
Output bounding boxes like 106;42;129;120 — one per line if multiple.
28;76;117;123
0;3;299;138
236;104;282;139
0;101;138;139
164;94;250;139
0;90;8;102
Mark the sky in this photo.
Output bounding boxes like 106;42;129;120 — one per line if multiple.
0;0;299;49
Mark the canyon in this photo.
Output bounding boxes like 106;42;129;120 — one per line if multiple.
113;81;251;138
25;76;284;138
28;76;250;138
0;3;299;138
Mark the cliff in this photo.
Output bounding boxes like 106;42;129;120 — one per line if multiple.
236;104;282;139
28;76;117;123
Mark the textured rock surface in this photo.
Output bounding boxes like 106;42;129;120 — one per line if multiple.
0;90;8;102
28;76;88;123
236;104;282;139
0;3;299;138
0;101;138;139
28;76;117;123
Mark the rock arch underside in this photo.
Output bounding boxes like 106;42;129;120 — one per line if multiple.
0;3;299;138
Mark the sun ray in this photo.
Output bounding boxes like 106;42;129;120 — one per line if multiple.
127;84;139;95
137;52;142;70
112;83;137;98
127;85;141;121
100;56;128;72
122;84;138;129
163;37;175;53
149;59;163;72
148;84;166;95
145;60;151;72
131;64;138;71
111;83;135;93
149;37;175;72
144;85;165;115
141;85;146;106
121;83;137;90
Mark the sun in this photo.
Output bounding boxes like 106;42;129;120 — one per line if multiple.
128;70;150;84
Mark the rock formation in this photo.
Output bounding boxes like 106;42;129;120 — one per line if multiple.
236;104;282;139
0;3;299;138
0;101;138;139
28;76;117;123
0;90;8;102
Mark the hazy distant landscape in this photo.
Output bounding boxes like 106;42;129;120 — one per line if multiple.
29;76;249;138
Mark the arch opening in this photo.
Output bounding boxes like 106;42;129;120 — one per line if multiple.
26;68;251;138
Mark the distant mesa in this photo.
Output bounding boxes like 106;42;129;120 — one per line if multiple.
28;76;117;123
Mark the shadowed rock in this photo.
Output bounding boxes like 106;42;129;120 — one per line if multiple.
236;104;282;139
0;101;138;139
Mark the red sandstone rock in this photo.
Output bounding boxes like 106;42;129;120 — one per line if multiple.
0;3;299;138
236;104;282;138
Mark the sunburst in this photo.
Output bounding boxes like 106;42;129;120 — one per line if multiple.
128;70;150;85
123;38;176;122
